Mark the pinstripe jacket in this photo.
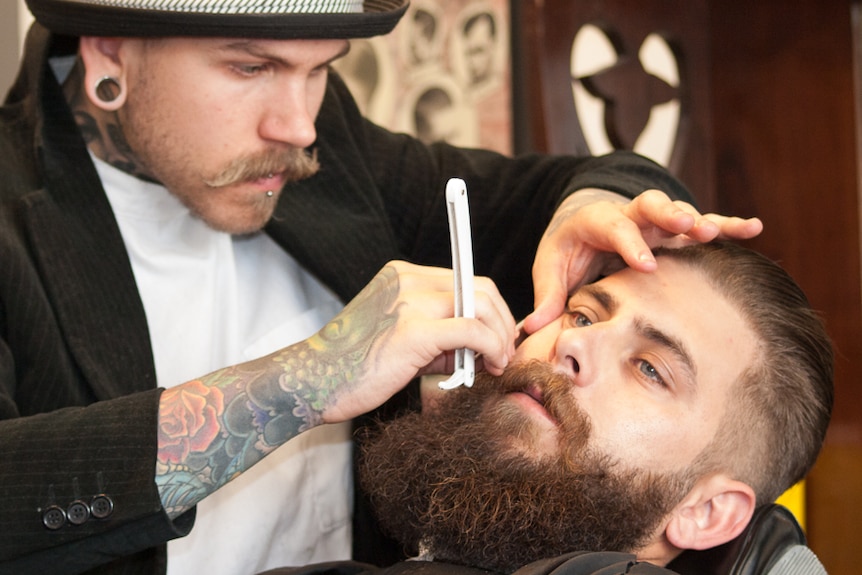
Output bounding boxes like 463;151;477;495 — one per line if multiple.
0;24;690;575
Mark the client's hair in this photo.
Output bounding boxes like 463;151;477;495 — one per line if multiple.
658;242;833;504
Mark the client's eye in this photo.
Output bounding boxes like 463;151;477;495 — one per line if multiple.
569;311;593;328
638;360;666;387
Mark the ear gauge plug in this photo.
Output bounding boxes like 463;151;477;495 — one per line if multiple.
94;76;121;104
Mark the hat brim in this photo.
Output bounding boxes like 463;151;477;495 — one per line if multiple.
26;0;409;39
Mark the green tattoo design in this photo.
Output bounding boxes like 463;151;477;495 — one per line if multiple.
156;266;400;517
276;266;400;425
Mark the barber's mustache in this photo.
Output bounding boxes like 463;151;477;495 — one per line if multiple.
203;148;320;188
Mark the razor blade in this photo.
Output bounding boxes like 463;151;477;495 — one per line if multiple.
439;177;476;390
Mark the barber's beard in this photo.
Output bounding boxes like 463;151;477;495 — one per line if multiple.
203;147;320;188
358;361;695;574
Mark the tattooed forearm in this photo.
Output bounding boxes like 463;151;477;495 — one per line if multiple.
156;266;401;518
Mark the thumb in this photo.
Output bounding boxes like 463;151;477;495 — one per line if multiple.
523;277;566;335
526;239;579;335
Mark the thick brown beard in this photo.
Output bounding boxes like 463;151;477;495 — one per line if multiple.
358;361;695;574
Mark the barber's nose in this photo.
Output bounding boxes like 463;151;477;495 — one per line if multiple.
258;91;317;149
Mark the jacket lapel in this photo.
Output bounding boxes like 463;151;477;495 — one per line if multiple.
21;27;156;401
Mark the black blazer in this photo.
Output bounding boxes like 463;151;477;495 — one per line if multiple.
0;24;691;575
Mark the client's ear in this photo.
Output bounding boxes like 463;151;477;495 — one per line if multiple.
665;474;756;551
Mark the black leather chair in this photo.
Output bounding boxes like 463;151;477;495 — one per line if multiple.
259;505;828;575
667;504;827;575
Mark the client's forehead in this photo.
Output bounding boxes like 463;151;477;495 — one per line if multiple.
592;258;750;365
583;259;757;467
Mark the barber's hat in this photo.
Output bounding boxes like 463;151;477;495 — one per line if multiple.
25;0;409;39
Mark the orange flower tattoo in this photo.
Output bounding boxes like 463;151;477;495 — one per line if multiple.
158;381;225;465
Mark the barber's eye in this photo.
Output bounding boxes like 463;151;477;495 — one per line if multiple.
234;63;269;76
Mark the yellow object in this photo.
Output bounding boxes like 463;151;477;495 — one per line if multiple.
776;481;806;530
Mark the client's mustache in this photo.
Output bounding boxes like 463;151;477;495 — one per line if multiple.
203;148;320;188
487;361;583;425
476;360;592;469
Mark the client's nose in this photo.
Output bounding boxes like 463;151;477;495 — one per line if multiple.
553;327;594;386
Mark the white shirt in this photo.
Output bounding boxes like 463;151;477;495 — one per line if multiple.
95;156;352;575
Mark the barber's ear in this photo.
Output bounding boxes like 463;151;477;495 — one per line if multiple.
665;474;756;551
78;36;130;110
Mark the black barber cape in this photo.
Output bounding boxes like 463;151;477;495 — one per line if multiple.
259;553;676;575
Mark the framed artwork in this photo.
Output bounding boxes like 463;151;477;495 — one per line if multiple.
333;0;512;155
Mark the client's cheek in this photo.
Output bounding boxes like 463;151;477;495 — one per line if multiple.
512;325;559;362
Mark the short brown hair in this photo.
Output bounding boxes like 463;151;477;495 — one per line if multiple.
657;242;833;504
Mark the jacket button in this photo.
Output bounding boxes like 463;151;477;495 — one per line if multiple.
67;501;90;525
42;506;66;530
90;495;114;519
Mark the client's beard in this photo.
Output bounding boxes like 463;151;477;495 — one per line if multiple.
358;361;696;574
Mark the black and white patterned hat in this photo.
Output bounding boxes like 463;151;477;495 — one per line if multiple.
25;0;409;39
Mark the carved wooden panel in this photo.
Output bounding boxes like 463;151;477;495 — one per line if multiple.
518;0;715;210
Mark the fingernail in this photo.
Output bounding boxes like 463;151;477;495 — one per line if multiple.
638;252;654;262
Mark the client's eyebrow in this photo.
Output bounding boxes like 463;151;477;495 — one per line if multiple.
579;284;698;387
635;319;698;385
579;283;618;316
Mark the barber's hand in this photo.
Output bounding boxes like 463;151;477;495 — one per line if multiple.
155;261;514;517
523;189;763;334
315;261;517;423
